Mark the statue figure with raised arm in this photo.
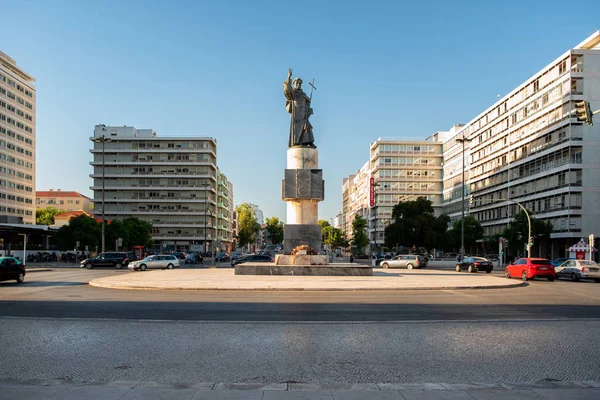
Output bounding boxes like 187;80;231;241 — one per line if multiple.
283;68;316;147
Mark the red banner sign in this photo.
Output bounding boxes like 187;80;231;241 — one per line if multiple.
369;177;375;208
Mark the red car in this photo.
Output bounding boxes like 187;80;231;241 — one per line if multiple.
504;258;555;281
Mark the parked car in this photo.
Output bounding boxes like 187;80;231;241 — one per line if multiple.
128;254;180;271
504;258;555;281
380;254;427;269
0;256;26;283
551;257;571;267
231;254;274;266
80;252;129;269
555;259;600;282
456;256;494;273
184;252;203;264
171;252;187;260
485;254;499;262
214;252;230;262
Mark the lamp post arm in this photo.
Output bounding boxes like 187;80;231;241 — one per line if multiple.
473;197;531;258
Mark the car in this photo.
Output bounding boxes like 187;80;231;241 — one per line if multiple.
231;254;274;266
80;252;129;269
504;258;555;281
456;256;494;273
555;259;600;282
0;256;26;284
551;257;571;267
184;252;203;264
380;254;427;269
485;254;499;262
128;254;180;271
231;252;242;261
214;252;230;262
171;252;187;260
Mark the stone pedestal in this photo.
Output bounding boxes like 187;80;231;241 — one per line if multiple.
282;146;324;254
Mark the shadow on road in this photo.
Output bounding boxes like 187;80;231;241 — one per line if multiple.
1;300;600;322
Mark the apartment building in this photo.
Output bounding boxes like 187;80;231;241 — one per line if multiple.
90;125;234;252
216;169;235;253
368;138;444;248
36;190;93;213
0;51;35;224
444;31;600;257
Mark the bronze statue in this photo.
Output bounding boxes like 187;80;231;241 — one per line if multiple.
283;68;316;147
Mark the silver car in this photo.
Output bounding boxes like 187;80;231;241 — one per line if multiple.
128;255;180;271
380;255;427;269
555;259;600;282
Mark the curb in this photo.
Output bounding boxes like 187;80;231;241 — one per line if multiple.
88;280;528;291
0;378;597;391
25;268;53;273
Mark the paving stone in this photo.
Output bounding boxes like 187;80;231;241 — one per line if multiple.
0;386;66;400
532;388;600;399
291;383;378;390
441;383;511;390
378;383;446;390
331;389;404;399
51;386;131;400
191;390;265;399
399;390;475;400
466;389;543;399
136;381;212;390
263;390;334;399
579;380;600;388
120;387;198;400
214;383;287;390
504;381;587;390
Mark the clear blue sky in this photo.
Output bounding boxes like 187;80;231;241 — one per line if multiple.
3;0;599;222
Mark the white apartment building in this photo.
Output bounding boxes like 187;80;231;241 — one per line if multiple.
0;51;35;224
444;31;600;258
342;138;444;252
90;125;234;252
369;138;444;248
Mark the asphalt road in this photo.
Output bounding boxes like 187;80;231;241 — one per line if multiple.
2;268;600;385
1;268;599;322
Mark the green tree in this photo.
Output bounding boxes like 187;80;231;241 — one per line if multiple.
264;216;284;245
54;215;101;250
235;204;260;247
447;215;484;253
502;211;553;256
35;206;66;225
383;197;450;251
107;217;153;250
351;215;369;254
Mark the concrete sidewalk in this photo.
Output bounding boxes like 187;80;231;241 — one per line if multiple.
1;379;598;399
88;268;525;291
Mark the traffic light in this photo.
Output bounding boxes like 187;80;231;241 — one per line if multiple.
575;101;593;126
528;236;534;247
585;101;594;126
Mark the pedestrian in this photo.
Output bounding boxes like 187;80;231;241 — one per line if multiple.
349;254;354;263
457;254;462;263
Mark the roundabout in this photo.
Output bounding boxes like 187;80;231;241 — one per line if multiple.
88;268;525;291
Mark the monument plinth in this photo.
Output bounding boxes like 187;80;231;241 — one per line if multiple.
282;146;324;255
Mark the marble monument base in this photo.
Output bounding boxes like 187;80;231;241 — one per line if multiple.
283;224;321;255
234;262;373;276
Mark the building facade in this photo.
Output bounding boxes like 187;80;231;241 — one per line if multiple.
36;190;93;213
90;125;234;252
444;31;600;257
0;51;35;224
341;32;600;258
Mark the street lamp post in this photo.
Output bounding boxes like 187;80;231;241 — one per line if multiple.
93;131;112;254
456;136;472;259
